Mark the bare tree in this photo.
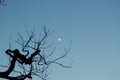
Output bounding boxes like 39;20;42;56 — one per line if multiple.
0;27;71;80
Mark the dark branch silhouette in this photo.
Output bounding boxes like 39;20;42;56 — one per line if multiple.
0;27;71;80
6;49;41;64
0;55;16;78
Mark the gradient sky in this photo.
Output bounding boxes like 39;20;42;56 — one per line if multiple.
0;0;120;80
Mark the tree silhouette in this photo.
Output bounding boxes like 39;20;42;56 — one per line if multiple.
0;27;71;80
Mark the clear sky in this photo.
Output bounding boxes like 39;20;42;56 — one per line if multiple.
0;0;120;80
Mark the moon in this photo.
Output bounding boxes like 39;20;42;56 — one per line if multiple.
57;38;62;42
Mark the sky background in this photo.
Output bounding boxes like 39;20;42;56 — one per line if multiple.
0;0;120;80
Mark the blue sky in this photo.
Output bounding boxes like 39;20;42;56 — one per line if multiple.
0;0;120;80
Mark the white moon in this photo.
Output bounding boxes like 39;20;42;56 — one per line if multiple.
57;38;62;42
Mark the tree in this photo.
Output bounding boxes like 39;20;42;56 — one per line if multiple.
0;27;71;80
